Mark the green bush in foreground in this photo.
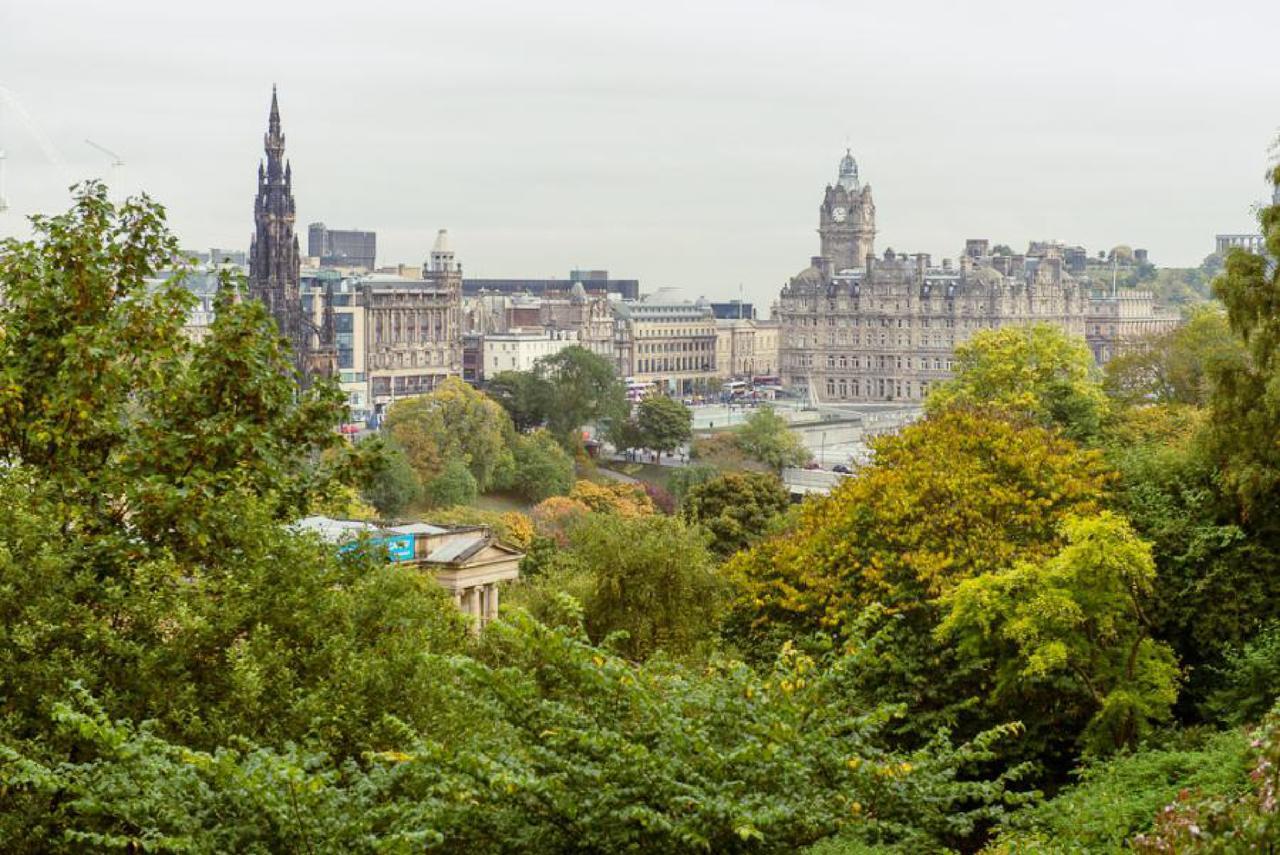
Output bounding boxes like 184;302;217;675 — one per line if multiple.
3;613;1033;853
986;729;1250;853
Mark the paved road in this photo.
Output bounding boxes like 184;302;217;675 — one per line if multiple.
595;465;640;484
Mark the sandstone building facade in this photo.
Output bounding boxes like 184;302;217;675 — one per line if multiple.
778;152;1097;403
715;318;780;379
612;294;718;394
325;229;464;420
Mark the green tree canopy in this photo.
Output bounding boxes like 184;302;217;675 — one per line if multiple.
533;346;628;445
358;436;421;517
486;369;551;433
383;376;515;492
938;512;1178;753
511;428;575;502
0;186;469;772
1100;404;1278;678
1104;304;1245;407
1206;163;1280;522
727;409;1113;754
683;471;791;557
730;408;1110;637
926;324;1109;442
0;182;354;558
635;395;693;459
734;406;811;472
425;457;479;507
563;512;728;661
5;615;1031;853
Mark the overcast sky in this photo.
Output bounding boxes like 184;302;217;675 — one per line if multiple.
3;0;1277;308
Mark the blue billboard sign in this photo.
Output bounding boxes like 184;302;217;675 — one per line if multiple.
336;532;416;563
382;534;415;562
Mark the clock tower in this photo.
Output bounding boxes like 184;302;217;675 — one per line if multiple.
818;148;876;271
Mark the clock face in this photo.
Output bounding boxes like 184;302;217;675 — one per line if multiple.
832;207;847;223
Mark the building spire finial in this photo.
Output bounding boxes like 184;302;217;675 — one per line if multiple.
269;84;281;135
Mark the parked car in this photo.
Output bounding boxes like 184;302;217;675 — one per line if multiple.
832;464;852;474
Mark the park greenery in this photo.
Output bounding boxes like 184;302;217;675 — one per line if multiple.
682;471;792;557
689;405;812;473
487;346;628;446
3;163;1280;851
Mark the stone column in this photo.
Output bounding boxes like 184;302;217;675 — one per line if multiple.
463;587;481;634
486;583;499;623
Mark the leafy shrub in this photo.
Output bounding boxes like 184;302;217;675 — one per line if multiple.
511;429;574;502
3;618;1035;854
359;438;421;517
987;729;1250;853
1132;711;1280;852
425;457;478;507
1206;621;1280;726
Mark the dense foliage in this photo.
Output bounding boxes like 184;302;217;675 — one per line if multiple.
727;408;1114;762
733;406;812;472
357;436;422;517
425;456;479;507
5;160;1280;852
1104;304;1244;407
927;324;1109;441
532;345;629;445
486;348;628;449
683;471;791;556
510;428;576;501
987;728;1250;852
384;376;515;493
939;512;1178;752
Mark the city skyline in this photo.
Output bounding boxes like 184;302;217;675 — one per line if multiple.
2;0;1278;312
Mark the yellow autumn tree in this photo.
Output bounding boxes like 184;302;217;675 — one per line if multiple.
926;324;1109;442
568;479;656;518
383;377;516;492
530;495;592;546
728;407;1113;638
725;407;1117;752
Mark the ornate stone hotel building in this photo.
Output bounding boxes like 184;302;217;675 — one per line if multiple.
778;151;1099;403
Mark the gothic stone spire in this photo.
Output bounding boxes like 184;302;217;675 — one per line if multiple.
248;86;307;379
264;84;286;183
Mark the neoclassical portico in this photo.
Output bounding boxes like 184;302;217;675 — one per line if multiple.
294;517;523;632
420;528;522;632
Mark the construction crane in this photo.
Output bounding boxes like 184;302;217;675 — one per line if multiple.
85;138;124;188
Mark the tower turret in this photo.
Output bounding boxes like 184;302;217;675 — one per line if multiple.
427;229;457;273
838;148;859;192
818;148;876;270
